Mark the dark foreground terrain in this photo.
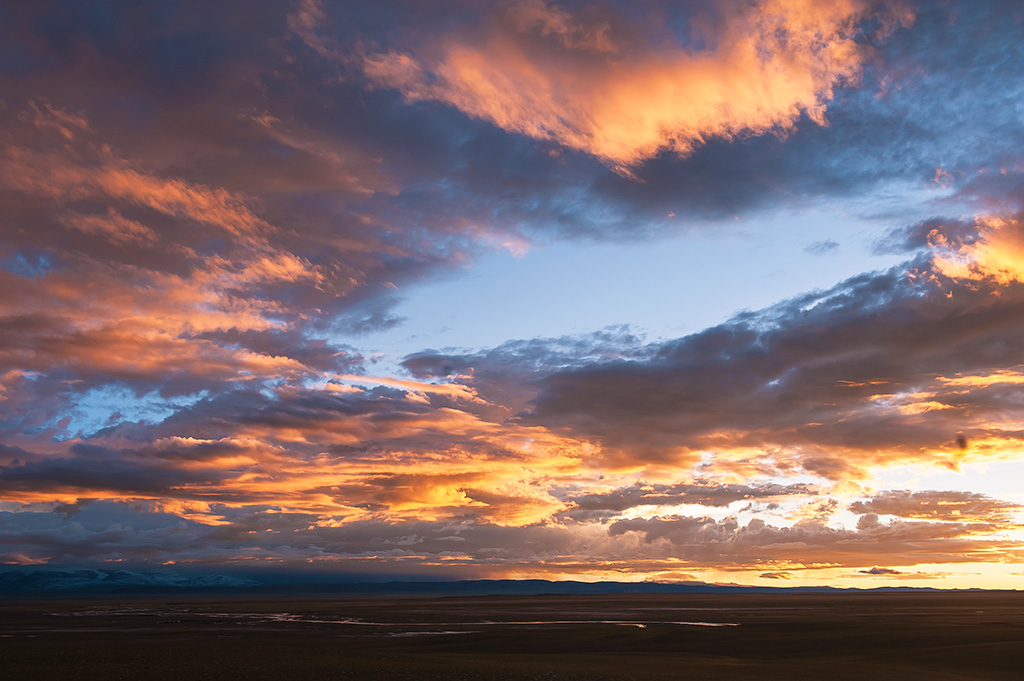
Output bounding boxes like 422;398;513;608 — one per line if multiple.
2;591;1022;680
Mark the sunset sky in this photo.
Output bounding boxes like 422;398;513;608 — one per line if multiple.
2;0;1024;588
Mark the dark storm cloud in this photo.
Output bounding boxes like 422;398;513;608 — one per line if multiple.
0;440;253;497
157;384;432;440
51;498;94;520
871;217;965;255
0;501;597;569
0;501;256;565
399;249;1024;474
0;455;195;497
402;325;652;415
188;329;363;375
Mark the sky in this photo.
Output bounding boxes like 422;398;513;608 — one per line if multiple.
2;0;1024;588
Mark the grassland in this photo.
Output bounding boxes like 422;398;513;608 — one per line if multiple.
2;591;1022;680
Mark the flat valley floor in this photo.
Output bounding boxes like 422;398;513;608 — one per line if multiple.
2;591;1023;680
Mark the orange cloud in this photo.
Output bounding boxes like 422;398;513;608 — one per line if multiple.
0;145;272;238
850;490;1022;525
938;370;1024;388
364;0;911;169
332;374;485;404
20;99;91;140
931;216;1024;285
0;381;590;524
61;208;160;246
0;105;350;396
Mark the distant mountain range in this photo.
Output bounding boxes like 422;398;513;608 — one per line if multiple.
0;568;259;595
0;569;969;598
